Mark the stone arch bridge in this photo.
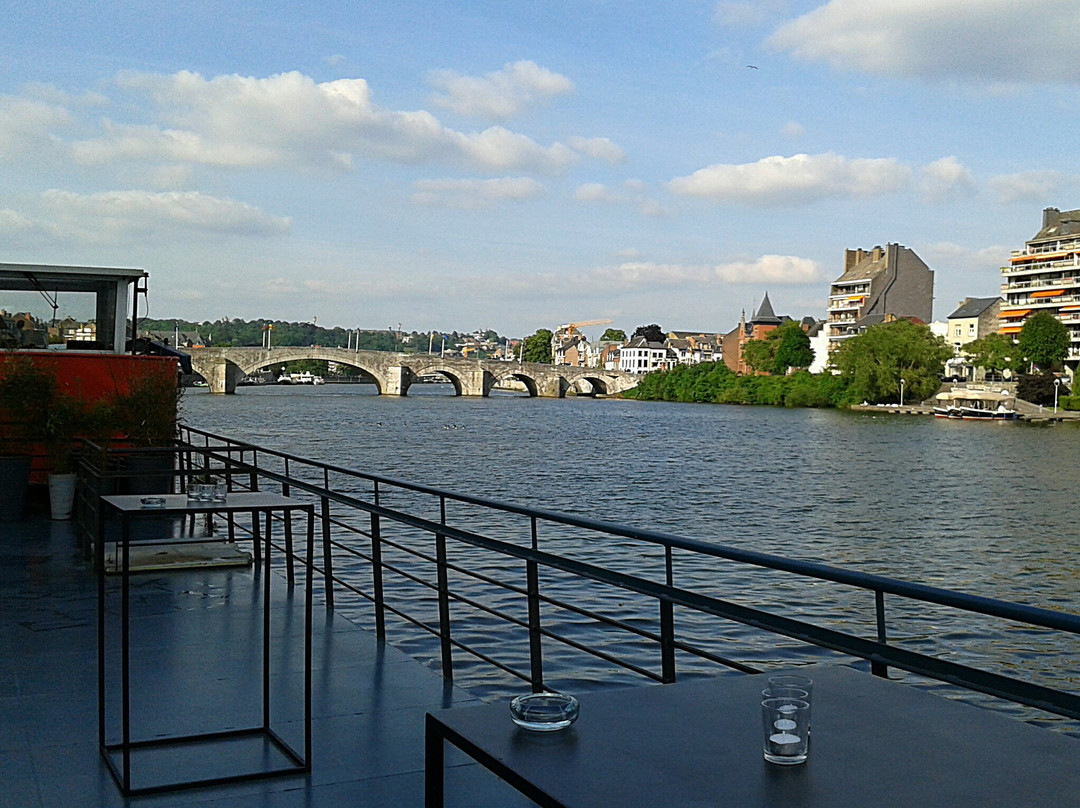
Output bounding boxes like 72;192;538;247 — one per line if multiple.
189;346;640;398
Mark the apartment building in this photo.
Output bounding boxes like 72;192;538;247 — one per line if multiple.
946;297;1001;353
826;244;935;350
618;336;671;374
999;207;1080;363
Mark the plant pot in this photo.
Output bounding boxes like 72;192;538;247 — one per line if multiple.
48;472;77;520
0;455;32;521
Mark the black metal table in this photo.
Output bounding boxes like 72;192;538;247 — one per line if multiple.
97;492;315;795
426;664;1080;808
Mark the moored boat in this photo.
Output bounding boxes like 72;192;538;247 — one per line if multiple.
933;388;1019;420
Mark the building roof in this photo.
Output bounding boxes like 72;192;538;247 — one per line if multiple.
833;247;888;283
623;335;666;349
1032;208;1080;242
947;297;1000;320
750;293;781;326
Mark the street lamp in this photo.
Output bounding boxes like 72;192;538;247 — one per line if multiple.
900;378;905;407
1054;378;1061;412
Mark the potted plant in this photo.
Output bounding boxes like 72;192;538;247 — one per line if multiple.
112;368;183;494
43;394;112;520
0;354;57;520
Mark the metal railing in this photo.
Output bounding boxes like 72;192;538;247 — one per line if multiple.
84;424;1080;723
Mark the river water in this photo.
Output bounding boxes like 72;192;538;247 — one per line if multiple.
184;384;1080;726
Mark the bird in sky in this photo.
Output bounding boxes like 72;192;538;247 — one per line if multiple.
747;65;758;69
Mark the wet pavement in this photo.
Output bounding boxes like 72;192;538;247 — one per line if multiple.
0;501;535;807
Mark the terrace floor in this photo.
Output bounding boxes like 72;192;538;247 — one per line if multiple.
0;499;535;808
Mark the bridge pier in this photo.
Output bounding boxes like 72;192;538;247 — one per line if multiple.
197;356;245;394
537;376;569;398
383;366;414;396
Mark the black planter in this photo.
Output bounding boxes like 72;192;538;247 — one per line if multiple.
0;455;32;521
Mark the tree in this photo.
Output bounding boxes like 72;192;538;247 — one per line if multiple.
741;338;775;374
771;321;814;373
522;329;553;363
600;328;627;342
964;332;1019;377
741;322;813;375
632;324;665;343
832;320;953;405
1018;311;1069;371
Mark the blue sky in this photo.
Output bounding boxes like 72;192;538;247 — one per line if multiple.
3;1;1080;338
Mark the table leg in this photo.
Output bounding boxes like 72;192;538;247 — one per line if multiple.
424;714;445;808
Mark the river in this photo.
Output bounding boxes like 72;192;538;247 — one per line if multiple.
183;384;1080;724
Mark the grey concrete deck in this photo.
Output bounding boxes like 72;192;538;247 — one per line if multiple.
0;501;535;807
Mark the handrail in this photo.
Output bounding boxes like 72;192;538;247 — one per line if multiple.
178;425;1080;636
162;424;1080;723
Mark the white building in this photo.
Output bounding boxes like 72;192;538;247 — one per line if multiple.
618;336;671;374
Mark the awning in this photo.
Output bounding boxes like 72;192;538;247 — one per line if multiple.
1030;289;1064;298
999;326;1022;334
998;309;1030;318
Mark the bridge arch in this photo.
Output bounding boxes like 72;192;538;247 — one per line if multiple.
405;366;463;396
493;371;540;397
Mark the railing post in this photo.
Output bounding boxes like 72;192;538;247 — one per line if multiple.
370;480;385;638
660;546;676;683
527;516;544;692
320;494;334;609
435;496;453;680
872;590;889;678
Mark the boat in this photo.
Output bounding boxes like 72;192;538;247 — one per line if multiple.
933;388;1020;420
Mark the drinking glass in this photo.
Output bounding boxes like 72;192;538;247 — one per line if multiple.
761;697;810;765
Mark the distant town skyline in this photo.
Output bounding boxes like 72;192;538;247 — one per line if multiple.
2;2;1079;335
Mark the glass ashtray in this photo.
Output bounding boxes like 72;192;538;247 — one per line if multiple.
139;496;166;509
509;691;579;731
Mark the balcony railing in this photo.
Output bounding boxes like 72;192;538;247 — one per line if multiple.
81;429;1080;728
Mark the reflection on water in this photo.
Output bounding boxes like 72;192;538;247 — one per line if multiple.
185;385;1080;724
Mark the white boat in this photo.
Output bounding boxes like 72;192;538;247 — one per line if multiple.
312;375;325;385
933;388;1019;420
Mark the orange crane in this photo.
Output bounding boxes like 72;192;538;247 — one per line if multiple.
557;318;613;336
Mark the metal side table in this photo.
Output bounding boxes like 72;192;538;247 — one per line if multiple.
97;492;314;796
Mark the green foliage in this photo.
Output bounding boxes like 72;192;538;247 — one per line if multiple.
622;362;845;408
772;321;814;372
964;332;1019;374
600;328;626;342
522;329;554;363
632;324;665;343
113;370;183;447
741;338;774;374
1060;395;1080;411
1017;312;1070;371
832;320;952;405
742;322;814;375
1016;372;1062;407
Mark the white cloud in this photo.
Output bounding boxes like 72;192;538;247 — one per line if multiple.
573;180;666;216
921;242;1011;274
781;121;804;139
0;95;73;158
67;70;580;175
769;0;1080;85
669;152;910;205
574;183;619;203
987;170;1077;204
919;156;974;202
714;254;820;284
428;60;574;120
567;136;626;164
0;190;290;245
412;177;545;208
593;254;819;288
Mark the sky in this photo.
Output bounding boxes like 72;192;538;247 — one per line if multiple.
3;1;1080;339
